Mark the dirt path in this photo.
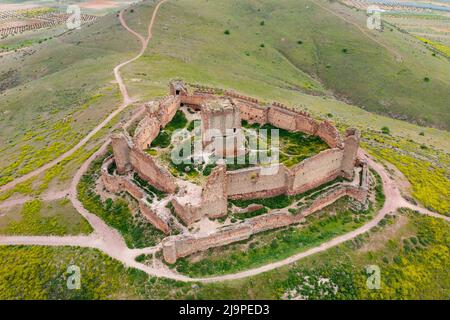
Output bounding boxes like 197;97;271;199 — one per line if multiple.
0;0;446;284
0;190;70;211
0;1;166;195
0;145;445;283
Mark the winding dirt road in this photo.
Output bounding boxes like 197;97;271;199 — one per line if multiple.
0;1;166;195
0;0;447;284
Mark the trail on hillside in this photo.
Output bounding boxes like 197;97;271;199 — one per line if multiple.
0;0;447;285
0;1;166;194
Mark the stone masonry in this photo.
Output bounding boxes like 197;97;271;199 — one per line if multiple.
101;80;368;261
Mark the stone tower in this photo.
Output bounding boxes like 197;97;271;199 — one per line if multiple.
111;133;132;174
169;80;188;97
341;128;360;180
200;98;245;158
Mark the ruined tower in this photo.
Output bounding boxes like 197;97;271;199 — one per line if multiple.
111;133;132;174
169;79;188;97
341;128;360;180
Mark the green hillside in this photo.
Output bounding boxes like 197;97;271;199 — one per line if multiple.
122;0;450;129
0;0;449;199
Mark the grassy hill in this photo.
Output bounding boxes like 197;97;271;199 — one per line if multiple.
121;0;450;130
0;0;448;206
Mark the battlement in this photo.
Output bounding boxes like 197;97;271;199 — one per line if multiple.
224;90;259;104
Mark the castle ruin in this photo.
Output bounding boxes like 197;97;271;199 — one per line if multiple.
100;80;369;263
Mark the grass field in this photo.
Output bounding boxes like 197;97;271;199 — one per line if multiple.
121;0;450;130
0;0;448;300
0;209;447;299
0;0;449;193
0;198;92;236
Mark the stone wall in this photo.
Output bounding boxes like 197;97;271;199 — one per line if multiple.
315;120;343;149
288;148;344;195
235;100;268;125
101;157;171;234
226;165;287;200
139;200;171;234
180;94;213;108
156;95;180;128
162;169;370;263
341;128;360;180
111;134;132;174
199;165;228;219
132;115;161;150
129;146;177;194
111;93;180;194
171;165;228;225
295;112;319;135
267;104;298;131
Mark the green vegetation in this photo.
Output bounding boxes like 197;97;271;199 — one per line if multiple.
164;110;188;131
122;0;450;129
233;207;268;220
173;197;374;277
0;198;92;236
150;110;187;148
0;246;136;300
362;131;449;216
0;210;447;299
381;126;390;135
77;155;165;248
242;122;329;168
0;39;46;52
0;6;139;186
230;176;345;210
132;173;167;201
415;36;450;58
18;7;56;18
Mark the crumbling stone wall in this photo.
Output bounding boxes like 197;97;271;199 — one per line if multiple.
170;80;189;96
129;146;177;194
224;90;259;104
199;165;228;219
139;200;171;234
315;120;343;149
101;157;171;234
111;133;133;174
162;224;252;264
235;100;268;125
268;104;298;131
152;95;180;128
171;165;228;225
180;94;213;108
295;111;319;135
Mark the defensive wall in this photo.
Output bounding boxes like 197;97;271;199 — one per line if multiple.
101;156;171;234
104;80;366;239
162;160;370;263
